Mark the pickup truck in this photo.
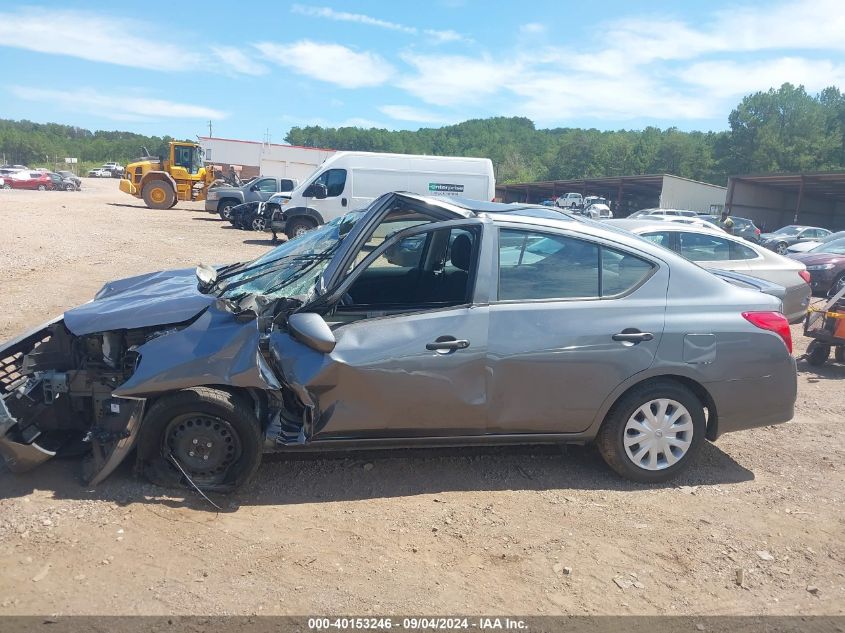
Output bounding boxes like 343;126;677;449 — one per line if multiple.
205;176;297;220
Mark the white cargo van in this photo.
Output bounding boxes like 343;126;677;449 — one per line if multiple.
270;151;495;239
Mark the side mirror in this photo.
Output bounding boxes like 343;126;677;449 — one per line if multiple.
250;184;259;191
195;263;218;293
304;183;328;199
288;312;336;353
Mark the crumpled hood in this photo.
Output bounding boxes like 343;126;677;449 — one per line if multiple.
64;268;215;335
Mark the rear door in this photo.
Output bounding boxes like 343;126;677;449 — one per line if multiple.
487;225;667;434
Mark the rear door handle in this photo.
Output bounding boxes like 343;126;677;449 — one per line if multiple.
426;337;470;352
612;330;654;343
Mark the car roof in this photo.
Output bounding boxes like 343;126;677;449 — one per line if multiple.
608;219;724;233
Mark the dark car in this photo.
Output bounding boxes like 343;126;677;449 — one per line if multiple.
790;237;845;295
0;193;796;492
206;177;297;220
700;215;761;243
46;172;79;191
57;170;82;190
760;225;832;255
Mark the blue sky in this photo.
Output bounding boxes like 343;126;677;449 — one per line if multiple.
1;0;843;142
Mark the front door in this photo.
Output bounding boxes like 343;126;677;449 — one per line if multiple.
280;214;493;440
487;226;668;434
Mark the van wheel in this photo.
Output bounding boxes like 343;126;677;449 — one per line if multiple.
136;387;262;493
286;217;316;239
142;182;176;209
596;380;705;483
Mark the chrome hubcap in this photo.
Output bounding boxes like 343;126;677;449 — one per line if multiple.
623;398;693;471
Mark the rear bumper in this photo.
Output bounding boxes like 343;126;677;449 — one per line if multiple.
707;355;797;437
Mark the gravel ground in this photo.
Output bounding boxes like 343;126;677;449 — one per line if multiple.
0;179;842;616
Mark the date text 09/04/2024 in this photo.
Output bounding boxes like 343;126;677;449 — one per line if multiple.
308;618;528;630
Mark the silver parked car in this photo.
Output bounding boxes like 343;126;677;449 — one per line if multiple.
610;220;811;324
0;193;797;490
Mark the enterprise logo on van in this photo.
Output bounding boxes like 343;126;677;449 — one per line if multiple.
428;183;464;193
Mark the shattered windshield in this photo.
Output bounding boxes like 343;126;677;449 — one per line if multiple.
216;211;363;301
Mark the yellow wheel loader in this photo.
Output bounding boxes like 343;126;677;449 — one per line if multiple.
119;142;215;209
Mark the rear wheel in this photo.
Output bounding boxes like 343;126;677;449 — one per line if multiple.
596;380;705;483
834;346;845;363
806;340;830;367
137;387;262;493
142;181;176;209
776;242;789;255
285;216;316;240
251;216;266;231
37;184;47;191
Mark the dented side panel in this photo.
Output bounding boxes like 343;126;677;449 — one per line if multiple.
270;306;489;439
114;304;280;398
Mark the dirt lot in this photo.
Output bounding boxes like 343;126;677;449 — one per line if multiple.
0;179;842;616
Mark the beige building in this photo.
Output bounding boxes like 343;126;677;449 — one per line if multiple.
199;136;335;182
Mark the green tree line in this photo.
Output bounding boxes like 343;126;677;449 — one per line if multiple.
3;83;844;184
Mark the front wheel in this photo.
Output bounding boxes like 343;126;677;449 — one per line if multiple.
285;217;316;240
137;387;263;493
776;242;789;255
65;183;75;191
37;184;47;191
251;216;266;231
142;182;176;209
596;380;706;483
218;200;238;220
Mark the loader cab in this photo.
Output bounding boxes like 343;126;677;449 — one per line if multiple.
171;143;204;176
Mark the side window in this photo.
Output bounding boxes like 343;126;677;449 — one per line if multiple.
640;231;674;250
344;225;479;309
279;179;295;192
313;169;347;197
498;229;652;300
730;241;759;260
679;232;732;262
256;178;277;193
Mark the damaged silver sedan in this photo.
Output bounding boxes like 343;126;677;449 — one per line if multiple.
0;193;797;490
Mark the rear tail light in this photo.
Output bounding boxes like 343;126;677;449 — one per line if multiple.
799;270;811;284
742;311;792;353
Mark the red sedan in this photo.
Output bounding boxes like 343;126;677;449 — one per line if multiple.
3;171;53;190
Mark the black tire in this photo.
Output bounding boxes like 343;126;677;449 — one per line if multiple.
806;340;830;367
834;346;844;363
64;183;75;191
596;379;706;483
285;216;316;240
251;216;267;231
776;242;789;255
136;387;262;493
37;184;47;191
169;197;178;209
142;181;176;209
2;184;10;190
218;199;239;220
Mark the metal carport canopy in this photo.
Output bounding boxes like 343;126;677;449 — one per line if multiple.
728;172;845;203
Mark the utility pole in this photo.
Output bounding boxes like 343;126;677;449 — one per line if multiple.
207;120;213;137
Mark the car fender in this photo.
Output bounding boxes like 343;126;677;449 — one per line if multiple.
283;207;325;226
113;303;281;398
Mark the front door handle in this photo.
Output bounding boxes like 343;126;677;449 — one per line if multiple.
341;197;348;207
426;336;470;352
612;329;654;343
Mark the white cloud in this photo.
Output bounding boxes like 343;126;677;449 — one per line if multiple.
379;105;451;124
211;46;269;76
256;40;394;88
10;86;227;121
397;53;522;107
0;8;202;71
679;58;845;99
291;4;470;44
291;5;415;33
519;23;546;35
